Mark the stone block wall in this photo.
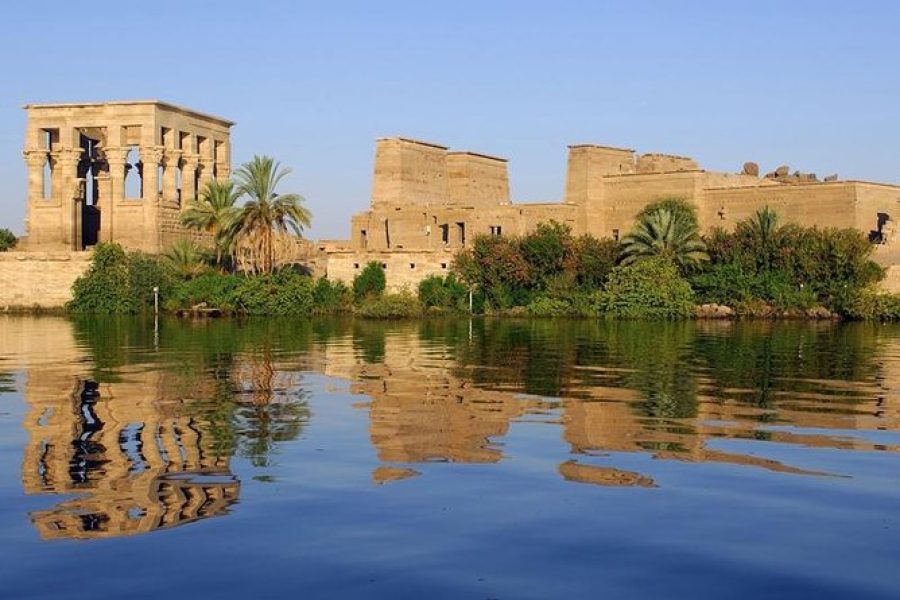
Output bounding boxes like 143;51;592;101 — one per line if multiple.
326;251;457;292
0;252;91;309
446;152;510;208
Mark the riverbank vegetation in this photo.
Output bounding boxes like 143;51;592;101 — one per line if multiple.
66;183;900;320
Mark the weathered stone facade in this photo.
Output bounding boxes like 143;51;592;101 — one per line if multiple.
325;137;900;291
22;100;233;253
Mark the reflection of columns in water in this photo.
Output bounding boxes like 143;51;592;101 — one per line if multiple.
21;376;238;540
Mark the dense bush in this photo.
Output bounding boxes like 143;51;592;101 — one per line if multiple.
844;288;900;321
595;258;695;319
454;221;617;311
353;261;386;301
418;273;468;311
231;269;316;316
68;243;175;314
699;212;884;312
0;228;17;251
313;277;353;313
356;291;422;319
164;273;244;312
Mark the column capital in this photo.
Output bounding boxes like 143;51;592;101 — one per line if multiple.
23;148;48;167
181;153;200;169
162;148;183;168
198;156;215;167
103;146;130;165
141;145;165;165
54;147;84;165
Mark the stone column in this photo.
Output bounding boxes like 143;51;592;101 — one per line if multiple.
198;156;215;191
104;147;129;243
162;149;182;205
55;148;84;250
215;140;231;181
140;146;164;252
181;154;199;210
23;149;48;203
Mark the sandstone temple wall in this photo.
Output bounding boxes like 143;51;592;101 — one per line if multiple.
0;252;91;309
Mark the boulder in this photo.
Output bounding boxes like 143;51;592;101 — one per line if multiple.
824;174;838;182
742;161;760;176
775;165;790;177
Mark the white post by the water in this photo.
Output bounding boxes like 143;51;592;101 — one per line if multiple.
153;286;160;350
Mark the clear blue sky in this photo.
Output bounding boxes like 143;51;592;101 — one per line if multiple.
1;0;898;238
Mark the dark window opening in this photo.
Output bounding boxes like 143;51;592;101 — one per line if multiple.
612;229;620;241
490;225;502;236
410;263;416;269
456;222;466;246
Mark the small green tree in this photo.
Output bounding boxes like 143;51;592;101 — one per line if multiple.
353;261;386;301
164;239;211;279
180;179;240;268
67;243;137;313
619;208;709;270
597;257;696;319
636;197;699;229
0;228;17;251
418;273;468;310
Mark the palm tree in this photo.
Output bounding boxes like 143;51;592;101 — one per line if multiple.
164;239;210;279
180;180;240;268
230;155;311;274
619;208;709;269
742;206;781;246
737;206;784;270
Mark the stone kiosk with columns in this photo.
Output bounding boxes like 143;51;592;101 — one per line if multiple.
22;100;233;253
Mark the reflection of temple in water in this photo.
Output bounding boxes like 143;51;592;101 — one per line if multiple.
22;376;238;540
321;328;551;466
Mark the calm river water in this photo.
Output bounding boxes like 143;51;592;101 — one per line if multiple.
0;316;898;598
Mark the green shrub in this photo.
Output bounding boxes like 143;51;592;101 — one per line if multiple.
526;296;575;317
313;277;352;313
0;228;17;251
596;258;695;319
844;288;900;320
418;273;468;311
68;243;167;314
353;261;386;301
233;269;316;316
165;273;243;312
356;291;422;319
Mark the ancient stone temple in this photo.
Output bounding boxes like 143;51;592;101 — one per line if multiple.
323;137;900;290
22;100;233;252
